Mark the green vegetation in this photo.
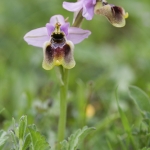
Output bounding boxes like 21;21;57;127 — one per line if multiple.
0;0;150;149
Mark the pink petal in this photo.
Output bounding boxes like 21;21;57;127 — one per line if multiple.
60;23;70;36
24;27;49;48
92;0;96;5
46;23;55;36
67;27;91;44
49;15;66;26
63;1;83;12
82;2;94;20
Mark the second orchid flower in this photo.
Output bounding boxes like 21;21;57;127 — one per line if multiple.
63;0;128;27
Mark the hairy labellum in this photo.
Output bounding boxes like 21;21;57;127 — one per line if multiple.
94;2;128;27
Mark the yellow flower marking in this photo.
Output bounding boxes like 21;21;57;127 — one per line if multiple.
54;59;62;66
124;12;129;19
86;104;95;118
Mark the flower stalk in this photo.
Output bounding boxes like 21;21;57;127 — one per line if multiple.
72;9;84;27
57;14;85;149
24;14;90;150
57;67;69;149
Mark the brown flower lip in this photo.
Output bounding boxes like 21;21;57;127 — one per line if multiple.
43;30;75;70
94;1;128;27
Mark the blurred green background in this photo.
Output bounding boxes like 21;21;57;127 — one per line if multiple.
0;0;150;149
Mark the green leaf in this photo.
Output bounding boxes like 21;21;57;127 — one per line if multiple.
61;126;95;150
106;139;113;150
60;140;69;150
0;108;5;114
129;86;150;112
19;116;27;139
115;89;137;149
9;130;18;149
141;147;150;150
22;133;31;150
28;127;50;150
28;124;36;131
0;130;8;147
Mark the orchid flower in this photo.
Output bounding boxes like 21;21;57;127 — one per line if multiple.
94;1;128;27
24;15;91;70
63;0;128;27
63;0;96;20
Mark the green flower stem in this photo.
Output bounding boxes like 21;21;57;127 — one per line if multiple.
57;66;69;149
57;12;84;149
72;9;84;27
19;139;23;150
